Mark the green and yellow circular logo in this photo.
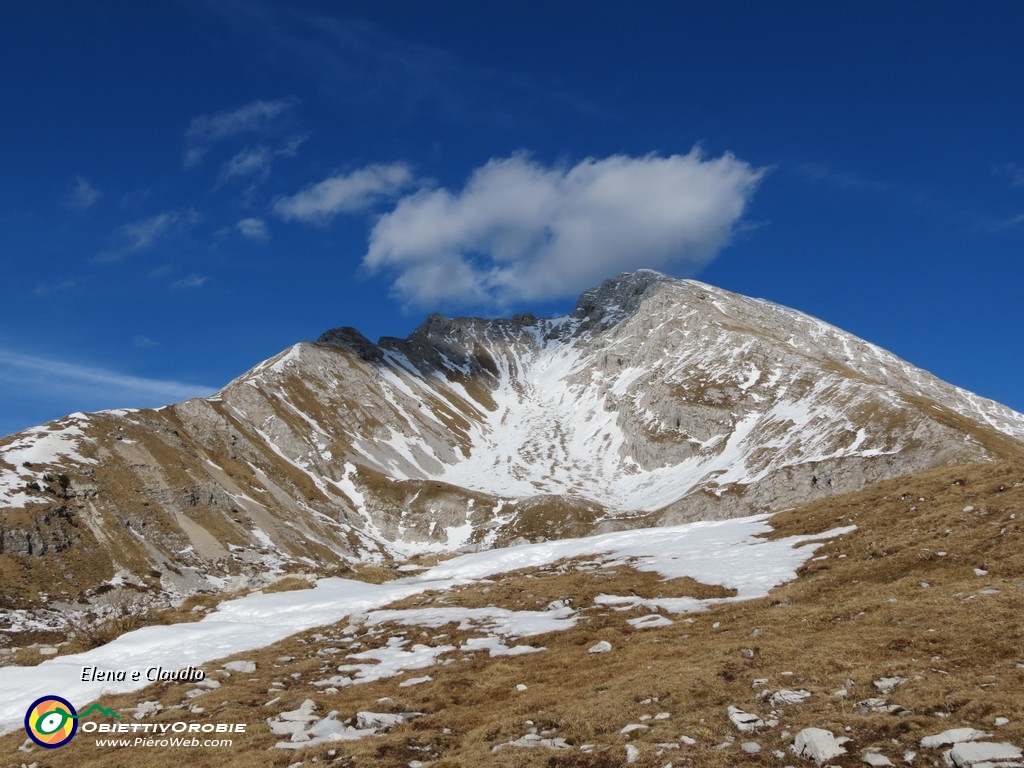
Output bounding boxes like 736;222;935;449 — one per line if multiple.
25;696;78;748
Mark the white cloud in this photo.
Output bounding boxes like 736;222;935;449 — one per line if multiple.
96;209;201;262
237;217;269;240
221;146;274;181
61;176;101;211
184;98;296;168
33;279;78;297
273;163;414;224
133;335;159;349
0;347;214;409
363;150;763;308
170;274;209;290
219;136;307;185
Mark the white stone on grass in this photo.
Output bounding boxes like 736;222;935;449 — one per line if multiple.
132;701;161;720
628;614;674;629
621;723;649;734
770;689;812;706
588;640;612;654
873;676;903;694
223;660;256;674
919;728;991;749
727;706;766;733
855;698;905;715
946;741;1023;767
862;751;895;766
493;734;570;751
792;727;849;765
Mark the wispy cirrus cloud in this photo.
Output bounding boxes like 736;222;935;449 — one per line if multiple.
95;209;201;262
33;279;79;297
61;176;101;211
0;347;215;411
976;212;1024;233
273;162;414;224
221;146;274;182
219;135;306;185
362;150;763;308
183;98;297;169
795;162;890;194
201;3;599;130
170;274;209;290
996;162;1024;188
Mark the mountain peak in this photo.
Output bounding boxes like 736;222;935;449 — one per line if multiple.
316;326;384;362
4;270;1024;640
572;269;674;324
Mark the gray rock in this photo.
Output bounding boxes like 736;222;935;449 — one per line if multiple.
855;697;907;716
493;734;570;751
792;728;849;765
727;706;766;733
862;752;895;766
620;723;649;734
873;676;904;694
946;741;1023;767
920;728;991;749
770;689;812;706
132;701;161;720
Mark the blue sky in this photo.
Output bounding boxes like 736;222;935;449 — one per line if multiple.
2;2;1023;438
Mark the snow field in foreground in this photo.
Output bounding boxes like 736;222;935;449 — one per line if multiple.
0;514;853;733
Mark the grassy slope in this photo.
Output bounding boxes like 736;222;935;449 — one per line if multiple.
3;458;1023;767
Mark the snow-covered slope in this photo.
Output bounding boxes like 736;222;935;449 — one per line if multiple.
0;513;853;734
263;270;1024;523
1;271;1022;618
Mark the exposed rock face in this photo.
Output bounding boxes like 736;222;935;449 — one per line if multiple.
2;271;1023;612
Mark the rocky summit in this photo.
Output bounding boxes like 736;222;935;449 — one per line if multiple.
2;270;1024;629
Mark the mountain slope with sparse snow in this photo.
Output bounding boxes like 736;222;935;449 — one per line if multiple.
1;271;1023;630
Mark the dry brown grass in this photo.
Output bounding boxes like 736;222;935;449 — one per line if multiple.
3;458;1023;767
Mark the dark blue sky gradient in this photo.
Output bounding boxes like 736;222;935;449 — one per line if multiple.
1;1;1022;437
